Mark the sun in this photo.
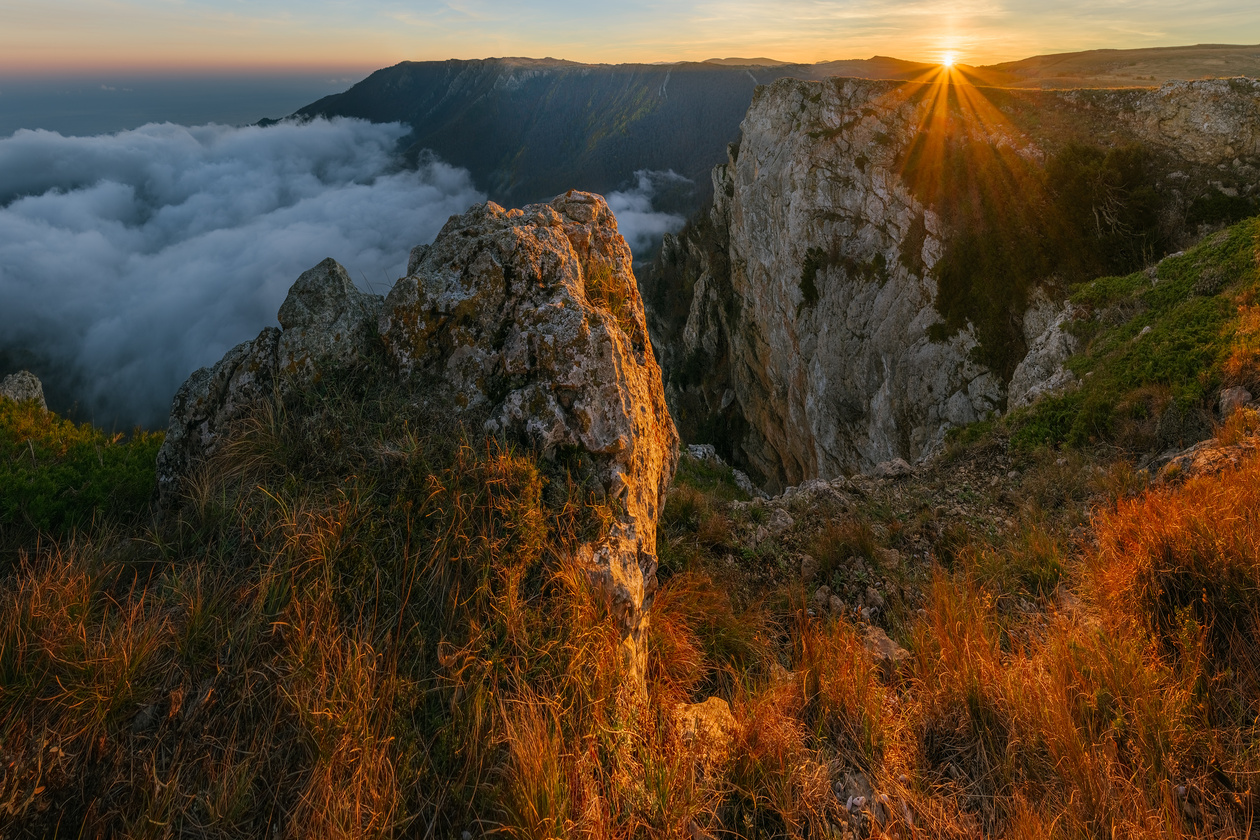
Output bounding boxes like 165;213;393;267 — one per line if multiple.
942;51;958;68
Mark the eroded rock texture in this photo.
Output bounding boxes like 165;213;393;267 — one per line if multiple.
158;192;678;691
157;258;383;505
380;191;679;688
0;371;46;411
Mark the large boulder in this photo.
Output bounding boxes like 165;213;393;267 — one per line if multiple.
380;191;679;689
0;371;46;411
158;192;678;691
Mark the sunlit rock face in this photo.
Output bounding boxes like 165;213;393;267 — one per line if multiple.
381;191;679;690
159;191;678;691
677;78;1005;491
659;76;1260;492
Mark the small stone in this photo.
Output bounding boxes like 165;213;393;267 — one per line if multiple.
768;507;795;536
1220;386;1253;417
800;554;819;583
830;594;845;615
872;458;913;479
732;469;766;499
864;625;911;671
686;443;719;462
674;697;742;765
864;586;885;610
1007;470;1020;479
812;585;833;613
860;606;872;621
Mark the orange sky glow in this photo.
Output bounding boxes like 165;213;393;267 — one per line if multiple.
2;0;1258;76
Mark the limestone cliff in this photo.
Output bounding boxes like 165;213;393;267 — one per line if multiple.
649;76;1260;491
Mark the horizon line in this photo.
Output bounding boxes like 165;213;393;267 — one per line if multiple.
3;41;1258;80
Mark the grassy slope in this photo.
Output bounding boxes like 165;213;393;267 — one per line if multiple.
1010;215;1260;452
1;220;1259;838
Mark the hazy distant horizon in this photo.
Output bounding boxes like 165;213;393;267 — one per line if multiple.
5;0;1260;71
0;73;366;138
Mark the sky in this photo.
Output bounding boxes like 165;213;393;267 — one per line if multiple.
3;0;1259;75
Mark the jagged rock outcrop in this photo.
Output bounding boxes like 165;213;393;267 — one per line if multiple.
380;191;679;688
651;76;1260;491
157;259;383;505
0;371;46;411
276;258;383;384
159;192;678;691
1008;301;1081;410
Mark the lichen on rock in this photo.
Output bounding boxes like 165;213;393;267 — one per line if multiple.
157;259;384;507
0;370;47;411
380;191;679;689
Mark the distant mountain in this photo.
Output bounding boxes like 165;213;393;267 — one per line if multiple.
702;57;792;66
291;46;1260;216
981;43;1260;88
291;58;929;212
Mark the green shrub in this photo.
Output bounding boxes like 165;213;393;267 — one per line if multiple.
0;399;162;553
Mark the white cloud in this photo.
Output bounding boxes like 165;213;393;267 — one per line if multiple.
606;169;688;258
0;118;485;428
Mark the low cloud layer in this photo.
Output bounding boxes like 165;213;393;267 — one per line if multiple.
607;170;689;258
0;123;688;430
0;118;485;428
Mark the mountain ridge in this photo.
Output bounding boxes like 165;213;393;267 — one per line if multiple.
290;44;1260;223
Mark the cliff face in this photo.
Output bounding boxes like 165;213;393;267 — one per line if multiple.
652;76;1260;491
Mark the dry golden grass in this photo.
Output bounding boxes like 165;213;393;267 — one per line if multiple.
4;356;1260;838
